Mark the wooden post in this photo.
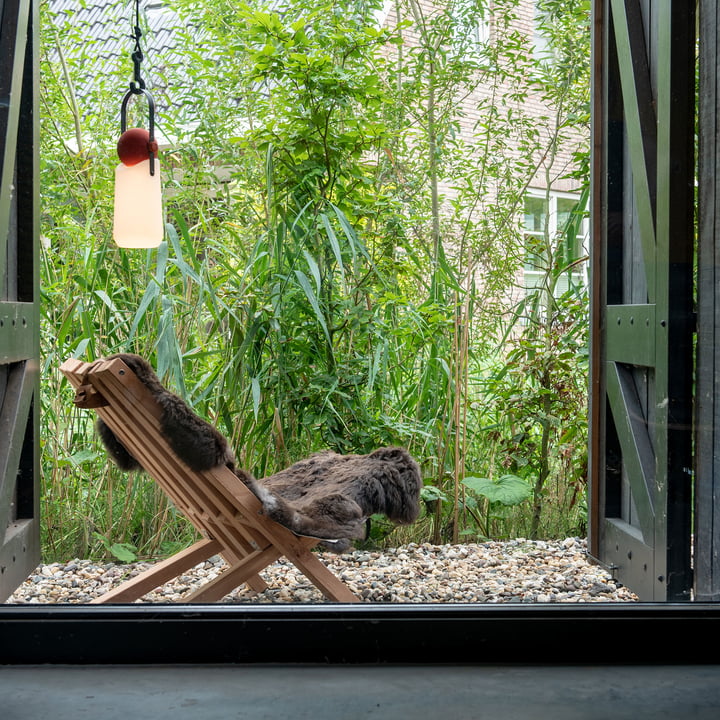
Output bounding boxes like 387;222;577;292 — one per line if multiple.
695;0;720;602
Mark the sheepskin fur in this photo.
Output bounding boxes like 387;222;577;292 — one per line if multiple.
93;353;235;473
238;447;423;552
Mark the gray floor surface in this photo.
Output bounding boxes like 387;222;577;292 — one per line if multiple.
1;664;719;720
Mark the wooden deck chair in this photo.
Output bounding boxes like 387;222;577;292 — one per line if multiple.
60;356;359;604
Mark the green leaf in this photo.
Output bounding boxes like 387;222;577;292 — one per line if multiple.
251;376;261;419
109;542;138;563
154;240;169;285
93;289;117;313
462;475;532;506
294;269;331;345
302;250;323;294
61;449;101;468
127;281;160;343
320;212;345;282
330;203;368;263
421;484;447;503
56;297;80;347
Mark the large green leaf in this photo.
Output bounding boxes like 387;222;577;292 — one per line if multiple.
462;475;532;506
294;269;331;345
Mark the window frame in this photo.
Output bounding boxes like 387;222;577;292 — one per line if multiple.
4;0;717;674
2;602;719;664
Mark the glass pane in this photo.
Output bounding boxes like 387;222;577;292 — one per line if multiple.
556;197;577;234
533;3;553;64
524;196;546;232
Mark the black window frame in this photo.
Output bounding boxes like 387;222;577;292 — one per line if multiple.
1;602;719;665
3;0;720;671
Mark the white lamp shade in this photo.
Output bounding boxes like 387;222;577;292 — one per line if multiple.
113;158;164;248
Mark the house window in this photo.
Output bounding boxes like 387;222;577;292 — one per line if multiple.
473;14;490;46
452;0;490;50
523;190;588;296
532;1;554;65
374;0;393;27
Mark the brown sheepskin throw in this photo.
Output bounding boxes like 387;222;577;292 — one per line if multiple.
238;447;423;552
90;354;236;473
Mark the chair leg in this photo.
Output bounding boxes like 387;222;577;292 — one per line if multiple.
283;547;360;602
183;546;282;603
90;538;222;604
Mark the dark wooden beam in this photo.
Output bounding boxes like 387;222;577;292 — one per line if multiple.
696;0;720;602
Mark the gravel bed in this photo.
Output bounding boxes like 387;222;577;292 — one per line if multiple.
6;537;638;605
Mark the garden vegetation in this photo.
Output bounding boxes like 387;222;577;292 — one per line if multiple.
40;0;590;562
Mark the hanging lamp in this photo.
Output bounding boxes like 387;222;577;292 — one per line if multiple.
113;0;163;248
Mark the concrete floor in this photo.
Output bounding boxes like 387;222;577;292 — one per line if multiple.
1;664;719;720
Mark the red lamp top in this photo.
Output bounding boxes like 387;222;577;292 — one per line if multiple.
117;128;159;166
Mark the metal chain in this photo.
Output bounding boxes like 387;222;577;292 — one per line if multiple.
120;0;158;175
129;0;145;93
